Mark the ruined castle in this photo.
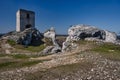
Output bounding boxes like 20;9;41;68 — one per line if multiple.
16;9;35;32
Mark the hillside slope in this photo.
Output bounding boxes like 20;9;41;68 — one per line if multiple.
0;41;120;80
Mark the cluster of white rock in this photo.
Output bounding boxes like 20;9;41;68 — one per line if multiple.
62;24;119;52
104;30;117;43
43;25;120;53
42;27;61;54
67;24;118;43
1;24;119;54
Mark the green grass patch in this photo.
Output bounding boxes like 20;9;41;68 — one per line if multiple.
7;39;45;52
0;61;16;68
12;54;30;59
14;44;45;52
0;54;9;57
0;60;46;71
93;43;120;53
92;43;120;61
7;39;16;46
0;53;30;59
74;40;96;45
24;44;45;52
74;40;88;44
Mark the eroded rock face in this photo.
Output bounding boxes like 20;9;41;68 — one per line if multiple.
41;46;54;54
105;30;117;43
44;27;55;40
1;28;43;46
43;27;61;54
68;24;106;41
62;24;119;52
67;24;118;43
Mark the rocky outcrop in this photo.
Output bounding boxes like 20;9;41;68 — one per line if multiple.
62;24;119;52
42;27;61;54
68;24;106;41
1;28;43;46
67;24;118;43
104;30;117;43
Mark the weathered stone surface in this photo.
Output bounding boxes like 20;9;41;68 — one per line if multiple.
104;30;117;43
16;9;35;32
67;24;118;43
44;27;55;40
85;37;103;42
68;24;106;40
51;45;61;53
62;24;119;52
41;46;54;54
62;41;71;52
1;28;43;46
43;27;61;53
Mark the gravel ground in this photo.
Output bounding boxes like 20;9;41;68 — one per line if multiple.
0;50;120;80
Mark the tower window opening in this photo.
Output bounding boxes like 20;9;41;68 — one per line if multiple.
26;13;30;19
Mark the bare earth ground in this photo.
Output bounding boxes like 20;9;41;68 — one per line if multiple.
0;42;120;80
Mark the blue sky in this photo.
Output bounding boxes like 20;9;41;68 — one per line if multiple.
0;0;120;34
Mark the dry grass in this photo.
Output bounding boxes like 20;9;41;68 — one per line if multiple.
91;43;120;61
25;61;93;80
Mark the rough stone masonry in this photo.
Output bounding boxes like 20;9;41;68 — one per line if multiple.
16;9;35;32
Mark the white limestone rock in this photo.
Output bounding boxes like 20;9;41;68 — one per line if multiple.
62;24;119;52
44;27;55;39
68;24;105;41
43;27;61;53
41;46;54;54
67;24;118;43
104;30;117;43
62;41;71;52
85;37;103;42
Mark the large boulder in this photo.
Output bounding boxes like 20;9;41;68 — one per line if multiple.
62;24;119;52
104;30;117;43
68;24;106;40
67;24;117;43
1;28;43;46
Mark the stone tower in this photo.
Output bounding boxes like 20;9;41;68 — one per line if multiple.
16;9;35;32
